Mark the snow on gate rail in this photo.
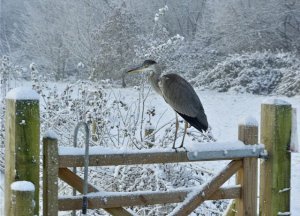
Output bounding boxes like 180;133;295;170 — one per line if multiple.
58;141;266;167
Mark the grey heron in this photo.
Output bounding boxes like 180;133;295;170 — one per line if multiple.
127;60;208;149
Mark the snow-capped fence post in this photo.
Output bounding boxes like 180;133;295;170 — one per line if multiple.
4;87;40;216
43;133;59;216
259;100;292;216
236;118;258;216
225;118;259;216
11;181;35;216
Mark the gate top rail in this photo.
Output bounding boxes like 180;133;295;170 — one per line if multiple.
58;141;266;167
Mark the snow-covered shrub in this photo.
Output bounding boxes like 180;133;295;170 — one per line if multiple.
193;51;300;96
29;64;109;149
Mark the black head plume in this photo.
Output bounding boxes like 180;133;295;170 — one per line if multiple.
143;60;157;66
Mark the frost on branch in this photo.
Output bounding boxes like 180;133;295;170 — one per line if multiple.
154;5;169;22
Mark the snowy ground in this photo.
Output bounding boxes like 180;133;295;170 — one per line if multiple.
0;86;299;215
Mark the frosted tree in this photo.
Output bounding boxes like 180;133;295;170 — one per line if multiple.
61;0;115;80
277;0;300;52
208;0;300;53
160;0;208;41
22;0;72;80
90;3;143;80
0;0;25;55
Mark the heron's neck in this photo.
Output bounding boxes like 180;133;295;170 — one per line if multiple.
149;66;162;95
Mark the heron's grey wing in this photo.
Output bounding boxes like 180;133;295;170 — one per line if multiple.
159;74;203;116
159;73;208;131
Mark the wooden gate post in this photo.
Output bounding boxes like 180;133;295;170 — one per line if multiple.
11;181;35;216
4;87;40;216
236;118;259;216
43;133;59;216
225;118;258;216
260;100;292;216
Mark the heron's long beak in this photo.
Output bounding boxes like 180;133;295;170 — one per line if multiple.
127;64;147;74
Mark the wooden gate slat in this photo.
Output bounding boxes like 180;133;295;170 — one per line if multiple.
58;167;133;216
170;160;243;216
58;186;241;211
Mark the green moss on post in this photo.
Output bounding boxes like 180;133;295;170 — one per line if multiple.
259;101;292;216
5;89;40;216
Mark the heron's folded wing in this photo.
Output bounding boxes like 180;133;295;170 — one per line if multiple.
159;73;205;118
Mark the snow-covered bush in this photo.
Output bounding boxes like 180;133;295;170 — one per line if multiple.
31;75;108;147
192;51;300;96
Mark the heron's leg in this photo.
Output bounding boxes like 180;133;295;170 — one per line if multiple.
179;121;188;148
173;113;179;149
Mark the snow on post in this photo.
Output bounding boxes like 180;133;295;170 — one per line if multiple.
262;98;291;106
11;181;35;216
238;115;258;127
11;181;35;192
6;87;39;100
4;87;40;216
260;100;292;216
44;130;58;140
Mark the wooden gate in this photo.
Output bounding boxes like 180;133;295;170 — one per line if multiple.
43;122;264;216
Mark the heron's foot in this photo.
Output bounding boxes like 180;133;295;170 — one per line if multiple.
172;146;187;152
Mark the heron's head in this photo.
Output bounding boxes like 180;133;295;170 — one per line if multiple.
127;60;158;75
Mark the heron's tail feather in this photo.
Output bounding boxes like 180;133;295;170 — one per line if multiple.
177;112;208;132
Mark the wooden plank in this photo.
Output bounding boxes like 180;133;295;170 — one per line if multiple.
58;148;265;168
43;136;59;216
59;167;133;216
170;160;242;216
59;168;98;193
259;102;292;216
236;124;258;216
5;97;40;216
58;186;241;211
59;151;189;167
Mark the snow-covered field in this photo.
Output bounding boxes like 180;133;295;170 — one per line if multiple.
0;87;299;215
